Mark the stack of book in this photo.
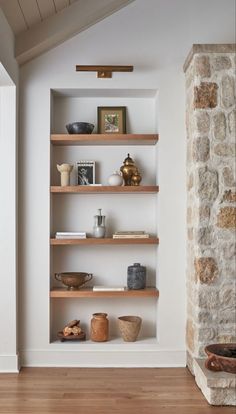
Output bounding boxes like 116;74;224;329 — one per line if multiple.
93;286;126;291
113;231;149;239
55;232;87;239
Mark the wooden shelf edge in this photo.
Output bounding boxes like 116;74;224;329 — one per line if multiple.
50;185;159;194
50;287;159;298
50;237;159;246
50;133;159;146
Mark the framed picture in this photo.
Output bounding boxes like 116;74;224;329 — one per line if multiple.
77;161;95;185
97;106;126;134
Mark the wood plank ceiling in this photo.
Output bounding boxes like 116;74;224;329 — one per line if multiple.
0;0;135;64
0;0;77;35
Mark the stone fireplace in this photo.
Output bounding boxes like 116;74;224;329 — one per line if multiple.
184;44;236;405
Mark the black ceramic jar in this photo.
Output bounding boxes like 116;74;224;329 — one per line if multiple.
127;263;146;290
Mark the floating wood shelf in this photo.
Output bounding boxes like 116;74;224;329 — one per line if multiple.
50;287;159;298
50;237;159;246
50;185;159;194
50;134;158;146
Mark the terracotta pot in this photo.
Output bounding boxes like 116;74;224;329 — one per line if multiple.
205;343;236;374
90;313;109;342
118;316;142;342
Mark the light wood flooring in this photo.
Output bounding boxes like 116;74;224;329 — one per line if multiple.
0;368;235;414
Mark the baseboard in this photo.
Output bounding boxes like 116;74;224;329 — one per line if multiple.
21;349;186;367
0;354;20;372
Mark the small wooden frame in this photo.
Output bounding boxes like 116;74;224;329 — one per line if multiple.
76;65;133;78
98;106;126;134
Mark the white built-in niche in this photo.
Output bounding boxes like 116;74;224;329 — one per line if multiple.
50;88;159;345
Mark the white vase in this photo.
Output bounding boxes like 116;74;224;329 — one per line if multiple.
108;171;123;186
57;163;73;186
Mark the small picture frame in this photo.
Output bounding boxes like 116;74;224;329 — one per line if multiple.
97;106;126;134
77;161;95;185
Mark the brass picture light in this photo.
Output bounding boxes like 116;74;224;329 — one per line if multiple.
76;65;133;78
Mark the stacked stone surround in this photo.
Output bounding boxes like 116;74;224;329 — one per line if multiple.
184;44;236;404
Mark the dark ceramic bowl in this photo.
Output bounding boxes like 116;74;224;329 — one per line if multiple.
66;122;94;134
205;343;236;373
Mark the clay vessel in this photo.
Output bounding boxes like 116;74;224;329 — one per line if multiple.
90;313;109;342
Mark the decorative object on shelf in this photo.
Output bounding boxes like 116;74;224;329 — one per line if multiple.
55;231;86;239
113;231;149;239
93;208;106;238
66;122;94;134
93;286;126;291
120;153;141;186
76;65;133;78
57;319;86;342
54;272;93;290
108;171;123;186
57;331;86;341
205;343;236;374
118;316;142;342
97;106;126;134
77;160;95;185
127;263;146;290
90;313;109;342
57;163;73;187
131;169;142;186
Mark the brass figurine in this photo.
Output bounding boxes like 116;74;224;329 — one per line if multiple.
120;153;142;186
131;169;142;186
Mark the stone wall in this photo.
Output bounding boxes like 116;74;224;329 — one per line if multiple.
184;44;236;371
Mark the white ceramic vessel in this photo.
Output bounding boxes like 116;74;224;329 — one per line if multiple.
57;163;73;186
108;171;123;186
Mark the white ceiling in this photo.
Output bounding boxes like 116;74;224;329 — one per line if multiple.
0;0;134;65
0;0;77;35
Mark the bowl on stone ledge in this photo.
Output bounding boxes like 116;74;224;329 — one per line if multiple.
205;343;236;374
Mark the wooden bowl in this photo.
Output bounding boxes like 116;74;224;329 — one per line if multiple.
57;331;86;342
205;343;236;373
55;272;93;290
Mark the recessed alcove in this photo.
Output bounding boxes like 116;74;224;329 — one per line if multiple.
50;87;159;345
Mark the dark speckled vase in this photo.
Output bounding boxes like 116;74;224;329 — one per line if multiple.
127;263;146;290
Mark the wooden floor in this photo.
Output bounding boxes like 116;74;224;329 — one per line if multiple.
0;368;235;414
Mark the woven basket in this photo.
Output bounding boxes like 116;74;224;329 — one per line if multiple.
118;316;142;342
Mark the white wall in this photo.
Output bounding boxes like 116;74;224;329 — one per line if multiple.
19;0;235;367
0;10;19;372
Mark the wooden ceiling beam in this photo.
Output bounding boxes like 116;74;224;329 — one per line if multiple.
15;0;135;65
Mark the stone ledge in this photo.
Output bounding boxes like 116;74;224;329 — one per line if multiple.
183;44;236;72
194;358;236;406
